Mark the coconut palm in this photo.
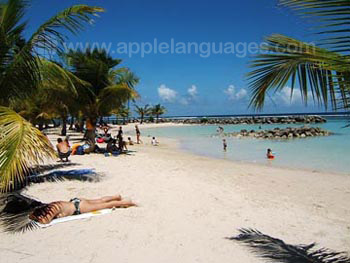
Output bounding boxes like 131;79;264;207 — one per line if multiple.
151;104;166;122
0;0;104;106
135;104;151;124
0;0;103;191
248;0;350;111
229;228;350;263
112;105;131;125
66;48;139;143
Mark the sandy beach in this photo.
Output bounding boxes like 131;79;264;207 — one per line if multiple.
0;123;349;263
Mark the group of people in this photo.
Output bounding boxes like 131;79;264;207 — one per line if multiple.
221;138;275;159
32;124;159;224
55;124;161;161
218;125;275;159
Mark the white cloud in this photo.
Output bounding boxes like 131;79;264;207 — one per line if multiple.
179;97;189;105
187;85;198;98
236;88;247;100
274;87;311;106
224;85;248;101
158;84;177;102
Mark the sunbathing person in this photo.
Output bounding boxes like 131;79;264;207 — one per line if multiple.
29;195;136;224
56;138;71;162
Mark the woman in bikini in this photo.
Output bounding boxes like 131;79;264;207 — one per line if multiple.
29;194;136;224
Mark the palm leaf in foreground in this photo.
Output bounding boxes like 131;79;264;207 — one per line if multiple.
228;228;350;263
0;107;56;192
248;34;350;110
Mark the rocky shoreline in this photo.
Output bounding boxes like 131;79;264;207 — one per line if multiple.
220;126;332;139
155;115;327;125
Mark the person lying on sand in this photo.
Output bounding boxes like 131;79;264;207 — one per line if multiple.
29;195;136;224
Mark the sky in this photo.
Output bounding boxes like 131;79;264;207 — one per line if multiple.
25;0;328;116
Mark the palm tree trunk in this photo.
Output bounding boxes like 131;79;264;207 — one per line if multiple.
78;118;84;132
61;117;67;136
141;113;144;124
38;121;44;131
85;118;97;145
69;116;75;130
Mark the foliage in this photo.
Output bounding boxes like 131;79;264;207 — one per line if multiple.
0;0;104;106
248;0;350;111
0;0;103;190
151;104;166;122
0;107;56;192
66;48;139;126
134;104;151;123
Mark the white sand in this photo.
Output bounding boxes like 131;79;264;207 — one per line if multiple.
0;123;349;263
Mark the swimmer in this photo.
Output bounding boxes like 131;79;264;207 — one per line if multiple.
267;148;275;159
223;139;227;151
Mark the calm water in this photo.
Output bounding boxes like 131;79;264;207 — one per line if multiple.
141;118;350;174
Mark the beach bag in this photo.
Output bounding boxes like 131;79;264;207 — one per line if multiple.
76;146;84;155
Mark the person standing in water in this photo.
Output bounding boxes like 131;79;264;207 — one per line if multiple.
135;125;142;144
223;139;227;151
267;148;275;159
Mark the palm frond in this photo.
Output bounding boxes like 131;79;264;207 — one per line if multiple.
228;228;350;263
97;84;138;116
248;34;350;110
28;5;104;55
39;59;91;96
0;107;56;192
279;0;350;52
0;2;103;104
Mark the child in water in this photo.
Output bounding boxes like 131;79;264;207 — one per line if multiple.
267;148;275;159
223;139;227;151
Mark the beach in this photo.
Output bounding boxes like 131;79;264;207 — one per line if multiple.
0;123;349;263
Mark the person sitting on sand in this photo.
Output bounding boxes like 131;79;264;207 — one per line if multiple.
151;137;159;146
107;139;119;154
29;195;136;224
56;138;71;162
267;148;275;159
128;137;134;145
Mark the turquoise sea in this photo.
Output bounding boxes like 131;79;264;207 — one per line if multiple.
141;117;350;175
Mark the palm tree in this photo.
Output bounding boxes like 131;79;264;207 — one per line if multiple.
116;105;131;125
0;107;56;192
66;48;139;143
135;104;151;124
0;0;104;107
229;228;350;263
151;104;167;122
0;0;103;191
247;0;350;111
13;61;89;135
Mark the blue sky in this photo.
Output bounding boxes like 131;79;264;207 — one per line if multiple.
25;0;327;116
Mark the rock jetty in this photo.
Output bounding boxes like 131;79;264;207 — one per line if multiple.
160;115;327;125
223;126;332;139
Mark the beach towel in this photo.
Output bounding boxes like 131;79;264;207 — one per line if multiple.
36;208;114;228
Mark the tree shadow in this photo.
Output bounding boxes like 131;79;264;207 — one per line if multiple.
228;228;350;263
